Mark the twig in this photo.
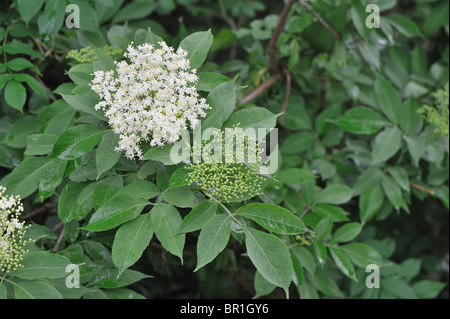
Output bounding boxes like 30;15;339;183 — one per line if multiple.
51;222;64;233
410;182;435;196
298;0;340;39
240;74;281;105
21;202;56;220
33;73;57;102
268;0;297;75
239;0;296;105
280;69;292;124
53;227;65;253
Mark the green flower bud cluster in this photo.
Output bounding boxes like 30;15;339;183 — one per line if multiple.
0;186;31;274
187;127;267;202
67;45;123;63
419;83;449;139
294;232;316;246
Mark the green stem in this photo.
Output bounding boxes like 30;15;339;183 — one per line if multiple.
206;194;246;228
2;23;11;74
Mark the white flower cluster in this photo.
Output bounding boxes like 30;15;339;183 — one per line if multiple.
91;41;210;159
0;186;30;274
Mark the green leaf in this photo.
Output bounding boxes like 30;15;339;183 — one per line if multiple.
70;182;96;220
58;181;88;223
237;203;307;235
60;94;107;121
150;204;185;263
83;195;149;231
134;27;163;46
423;1;449;36
316;184;353;205
381;175;402;210
114;180;160;200
310;268;343;297
197;72;231;92
290;246;316;276
371;127;402;164
8;251;70;279
90;269;151;289
3;40;42;58
223;107;280;131
96;131;122;177
4;157;61;199
6;116;38;149
329;247;357;281
330;223;363;244
201;80;237;130
25;134;58;156
92;176;123;209
112;1;157;24
12;280;63;299
412;280;447;299
399;98;422;135
4;80;26;112
332;107;388;135
142;144;187;165
338;243;382;268
112;213;154;273
66;64;94;86
52;125;107;160
313;241;327;265
167;166;193;190
38;159;67;202
178;201;218;233
403;135;426;167
311;204;349;222
314;218;333;241
103;288;146;299
386;14;425;39
17;0;45;26
244;226;293;296
291;252;304;287
359;186;384;222
161;186;196;208
37;0;66;42
0;283;6;298
382;278;417;299
7;58;39;73
253;270;276;299
12;73;47;98
353;167;384;195
179;30;213;69
70;0;100;33
276;168;317;185
195;214;231;271
387;166;410;192
375;76;402;124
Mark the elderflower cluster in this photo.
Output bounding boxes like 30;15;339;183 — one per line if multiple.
0;186;30;274
91;41;210;159
187;128;267;202
419;83;449;139
67;45;123;63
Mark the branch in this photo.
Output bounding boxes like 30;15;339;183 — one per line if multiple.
268;0;297;75
410;182;435;196
280;69;292;124
21;202;56;220
239;0;296;105
240;74;281;105
53;226;65;253
298;0;340;39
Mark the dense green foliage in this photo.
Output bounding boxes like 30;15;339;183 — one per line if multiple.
0;0;448;299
